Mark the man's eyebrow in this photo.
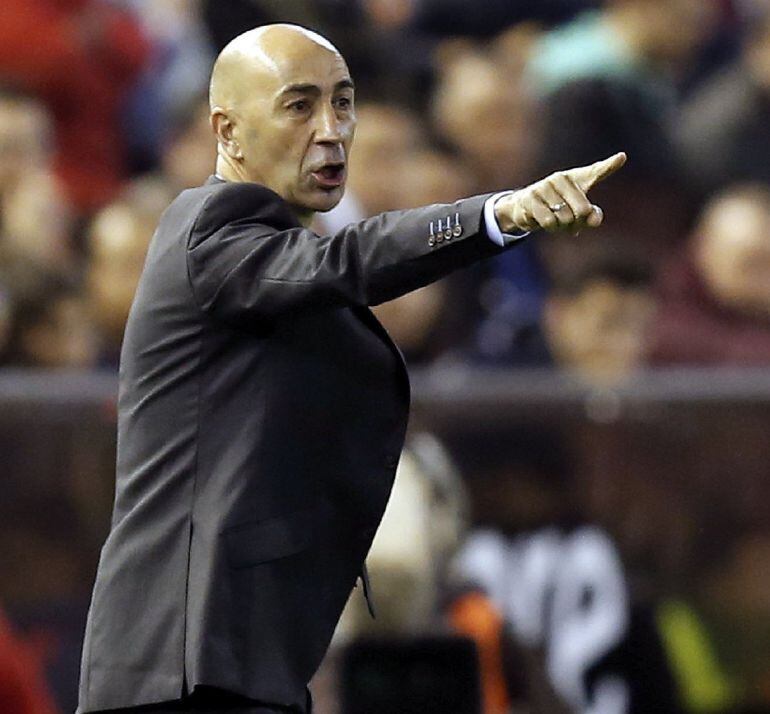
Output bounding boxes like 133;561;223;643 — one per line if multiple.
335;79;355;92
279;83;322;97
278;79;355;97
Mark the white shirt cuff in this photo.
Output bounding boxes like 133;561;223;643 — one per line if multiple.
483;191;530;246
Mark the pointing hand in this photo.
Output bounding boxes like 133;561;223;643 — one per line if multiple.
494;152;627;235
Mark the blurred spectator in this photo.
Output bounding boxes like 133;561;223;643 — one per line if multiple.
527;0;719;96
122;0;214;173
346;102;424;215
432;45;540;192
361;0;598;36
576;429;740;714
333;105;472;365
489;21;547;77
676;4;770;198
645;184;770;365
125;92;215;203
0;92;74;273
431;44;551;366
0;608;57;714
544;253;655;384
469;240;551;367
86;178;173;365
0;0;150;214
0;92;51;199
0;261;96;369
528;0;718;267
198;1;593;110
340;103;487;364
201;0;331;52
450;430;683;714
350;0;587;106
372;148;475;364
161;95;217;193
398;148;472;211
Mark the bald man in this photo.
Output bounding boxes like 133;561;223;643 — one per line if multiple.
77;24;625;714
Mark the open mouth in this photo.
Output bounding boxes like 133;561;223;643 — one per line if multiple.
311;163;345;189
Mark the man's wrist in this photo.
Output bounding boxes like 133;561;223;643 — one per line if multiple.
484;191;529;246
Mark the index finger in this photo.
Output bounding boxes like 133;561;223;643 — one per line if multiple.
572;152;627;192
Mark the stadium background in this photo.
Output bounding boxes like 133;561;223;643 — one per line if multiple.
0;1;768;713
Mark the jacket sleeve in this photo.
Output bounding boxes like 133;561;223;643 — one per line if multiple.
186;181;509;323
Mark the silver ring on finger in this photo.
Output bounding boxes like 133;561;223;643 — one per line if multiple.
549;202;567;213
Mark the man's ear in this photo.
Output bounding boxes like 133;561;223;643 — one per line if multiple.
211;108;243;160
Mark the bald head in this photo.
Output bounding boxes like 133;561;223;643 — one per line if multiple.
209;24;342;112
208;24;356;223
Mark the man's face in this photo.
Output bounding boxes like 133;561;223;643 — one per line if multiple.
698;197;770;317
346;104;423;214
21;297;97;369
87;203;154;345
0;97;49;186
433;56;537;189
233;44;355;216
545;279;654;383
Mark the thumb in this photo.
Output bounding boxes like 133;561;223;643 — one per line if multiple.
572;151;627;192
586;204;604;228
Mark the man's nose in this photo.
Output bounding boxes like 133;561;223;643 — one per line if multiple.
313;103;344;144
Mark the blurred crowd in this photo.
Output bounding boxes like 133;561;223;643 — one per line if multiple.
2;1;770;714
0;0;769;382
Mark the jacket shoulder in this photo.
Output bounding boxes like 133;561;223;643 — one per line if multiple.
188;180;301;249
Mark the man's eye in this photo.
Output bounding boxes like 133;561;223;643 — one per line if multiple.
335;97;352;110
289;100;309;112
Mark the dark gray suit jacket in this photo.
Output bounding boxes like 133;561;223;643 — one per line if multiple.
77;177;508;712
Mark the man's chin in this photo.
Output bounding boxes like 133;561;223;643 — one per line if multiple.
307;186;345;213
286;185;346;220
